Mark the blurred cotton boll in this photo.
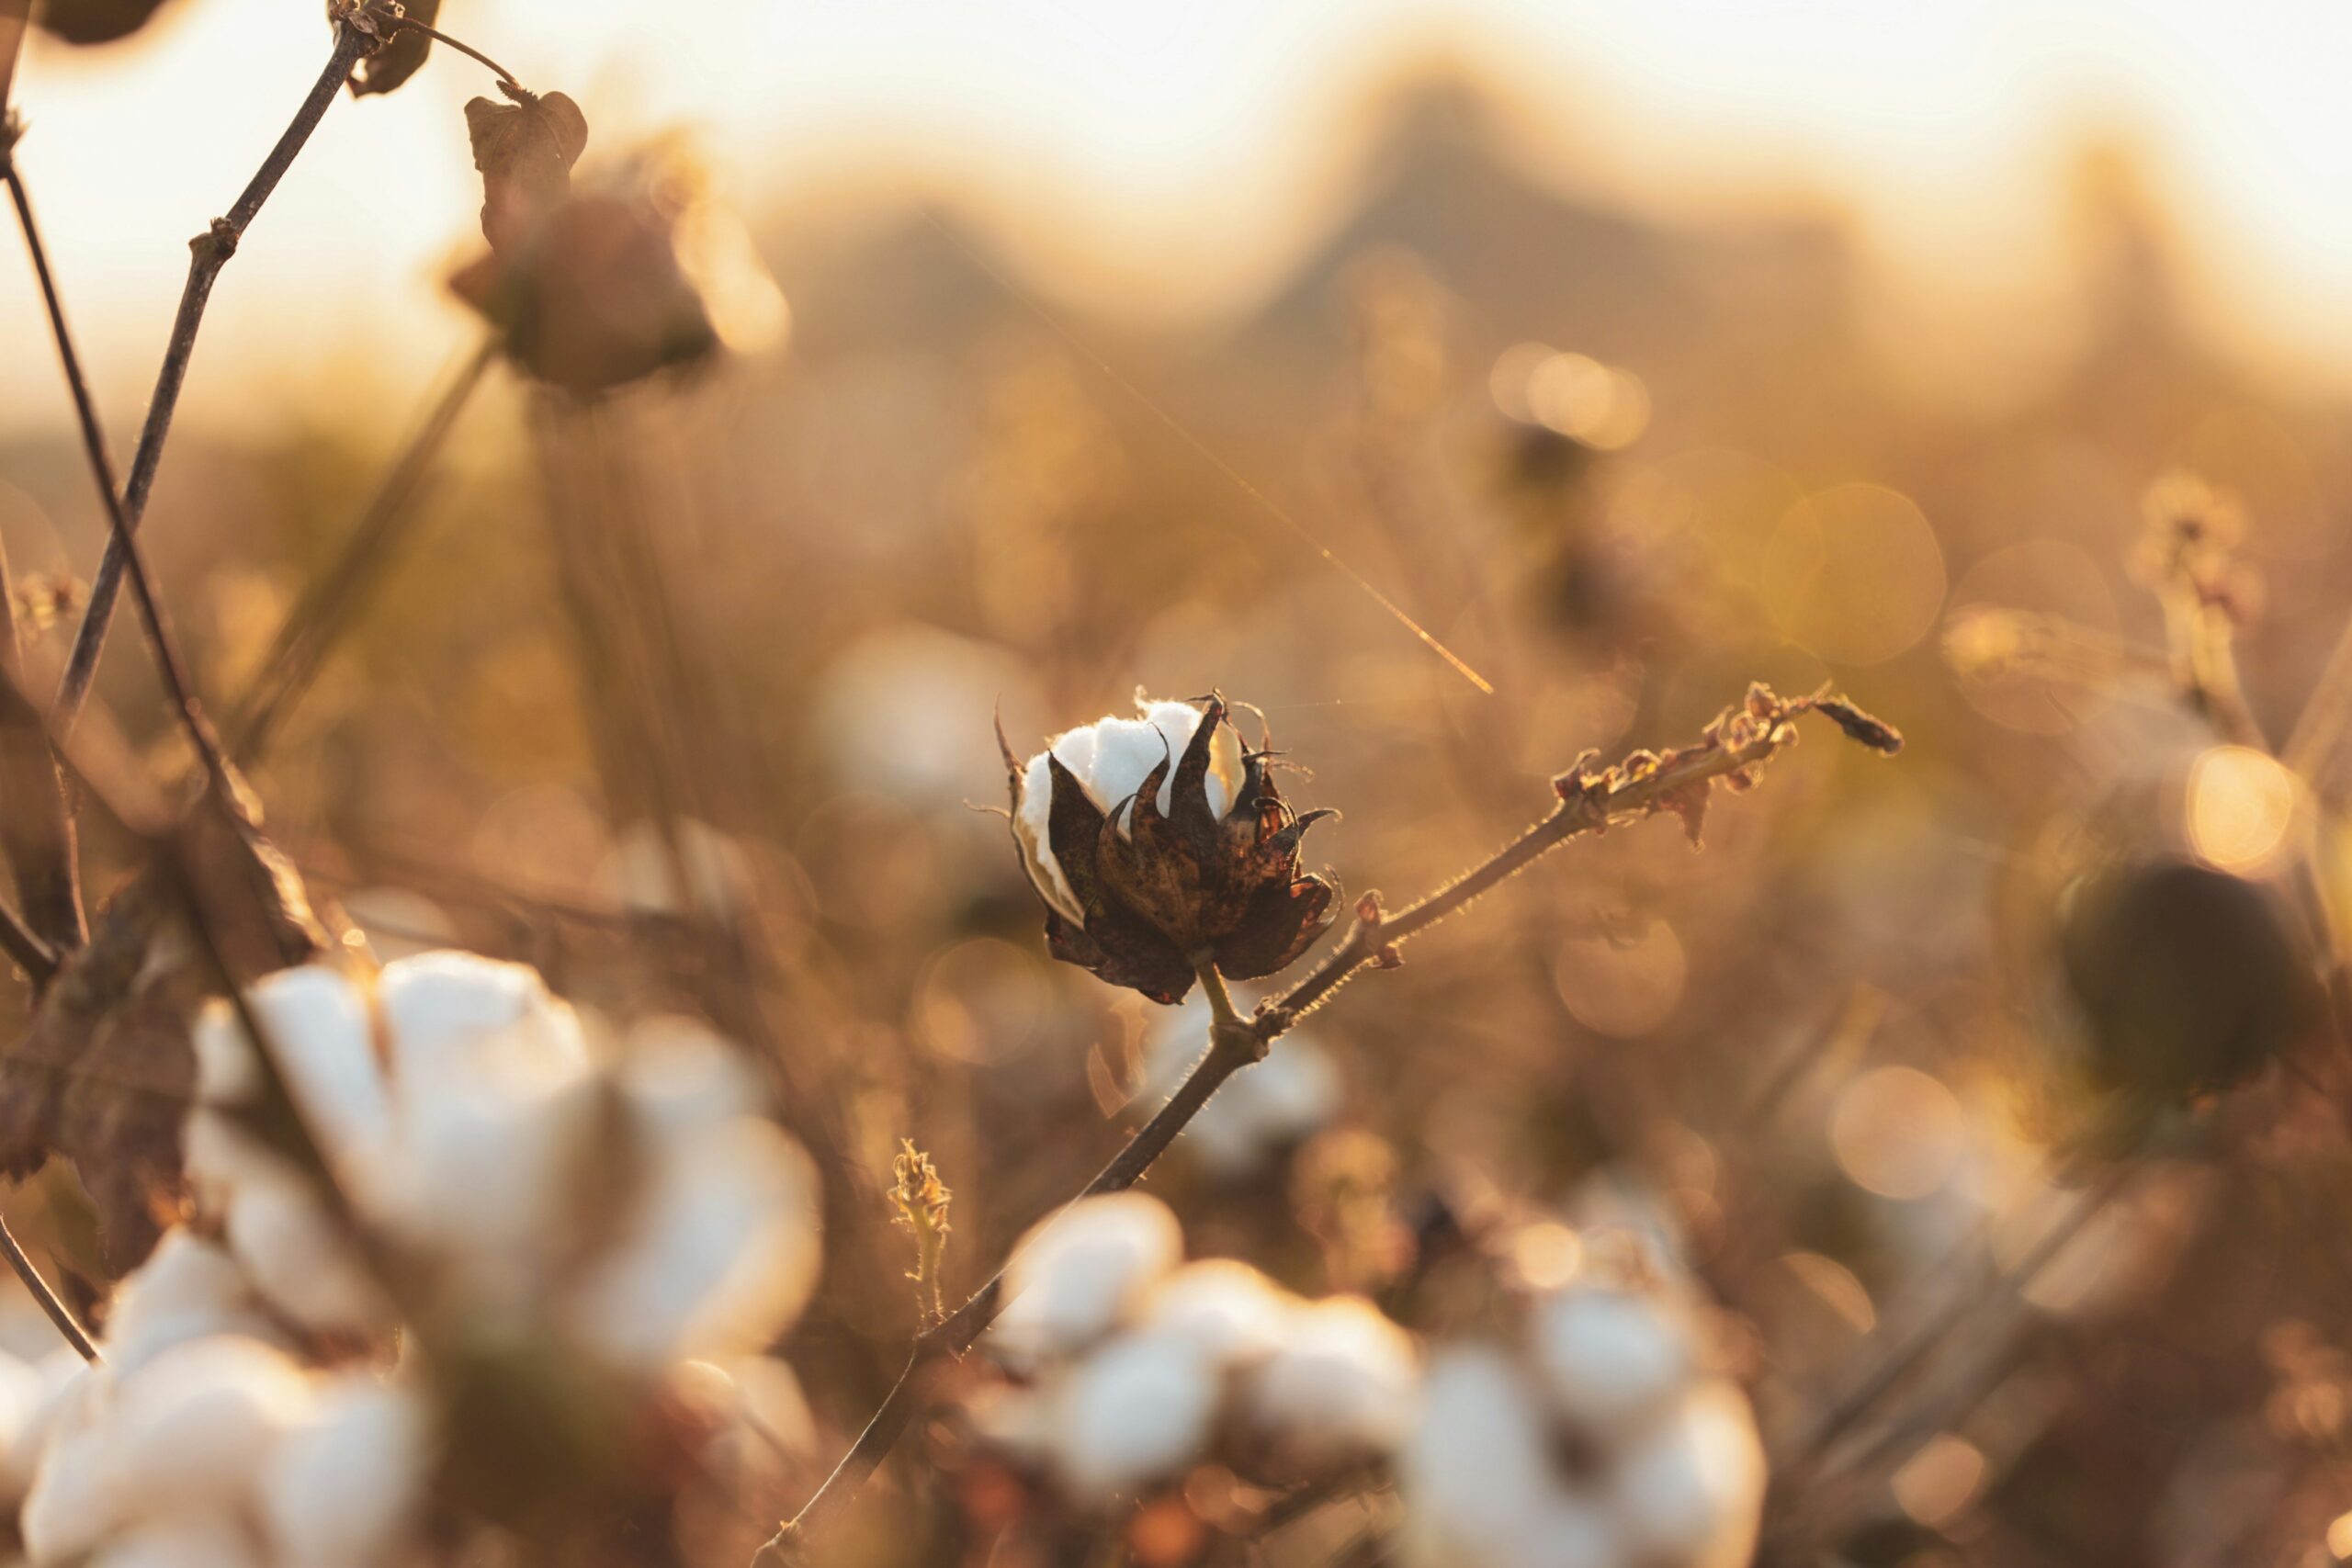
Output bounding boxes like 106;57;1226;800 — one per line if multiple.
1141;993;1343;1177
1045;1331;1224;1501
1399;1226;1764;1568
989;1192;1183;1371
185;952;821;1369
815;622;1040;808
1237;1295;1419;1471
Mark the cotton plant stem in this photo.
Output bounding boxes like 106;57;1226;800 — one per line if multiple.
231;338;497;761
754;692;1893;1566
54;20;374;729
0;1214;94;1361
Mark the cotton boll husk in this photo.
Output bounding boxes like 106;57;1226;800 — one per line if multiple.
1136;1259;1298;1366
1530;1286;1691;1433
1238;1296;1418;1468
1605;1381;1766;1568
222;1169;390;1337
563;1117;820;1370
989;1194;1183;1371
259;1374;432;1568
102;1234;277;1377
1398;1347;1555;1568
84;1517;259;1568
1046;1331;1221;1503
107;1336;314;1522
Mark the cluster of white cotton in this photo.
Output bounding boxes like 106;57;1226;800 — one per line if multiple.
970;1193;1415;1503
20;1233;433;1567
182;951;819;1370
0;950;823;1567
1139;994;1342;1178
1400;1249;1767;1568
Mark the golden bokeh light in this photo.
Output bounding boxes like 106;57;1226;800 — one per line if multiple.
1891;1433;1986;1529
1552;919;1688;1038
1762;484;1947;667
1829;1066;1966;1201
2187;744;2301;874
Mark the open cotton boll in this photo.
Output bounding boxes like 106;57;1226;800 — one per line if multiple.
189;964;385;1151
222;1169;389;1337
1530;1286;1691;1432
0;1351;84;1502
1238;1296;1418;1467
1015;698;1244;916
1136;1259;1298;1366
0;1349;48;1497
1606;1381;1766;1568
1398;1348;1557;1568
107;1336;314;1524
23;1383;121;1564
563;1118;821;1371
376;952;590;1092
101;1233;277;1378
1045;1331;1222;1503
989;1194;1183;1371
259;1375;431;1568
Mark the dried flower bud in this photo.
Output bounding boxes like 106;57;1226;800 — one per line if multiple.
1003;694;1339;1003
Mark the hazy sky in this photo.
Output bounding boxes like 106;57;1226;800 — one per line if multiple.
4;0;2350;434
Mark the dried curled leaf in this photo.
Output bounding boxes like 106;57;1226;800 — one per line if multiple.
348;0;436;96
30;0;175;45
465;88;589;253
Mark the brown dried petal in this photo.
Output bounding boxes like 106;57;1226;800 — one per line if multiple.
1213;874;1338;982
348;0;436;96
465;89;589;254
1045;908;1194;1006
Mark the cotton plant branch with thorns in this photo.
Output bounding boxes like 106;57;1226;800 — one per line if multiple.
753;680;1900;1565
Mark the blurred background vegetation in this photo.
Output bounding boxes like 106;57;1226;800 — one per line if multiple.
8;3;2352;1564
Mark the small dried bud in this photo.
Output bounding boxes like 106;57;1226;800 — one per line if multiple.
1811;695;1904;755
1004;694;1340;1003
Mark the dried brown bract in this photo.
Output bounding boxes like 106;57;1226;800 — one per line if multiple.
1003;694;1339;1004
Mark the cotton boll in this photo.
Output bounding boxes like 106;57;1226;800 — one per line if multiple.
1530;1287;1690;1432
23;1410;123;1563
1516;1494;1622;1568
1239;1296;1418;1467
260;1375;432;1568
2;1351;87;1502
1399;1348;1554;1568
989;1194;1183;1371
193;965;388;1156
0;1349;47;1495
1137;1259;1297;1366
615;1016;765;1134
375;952;589;1091
102;1234;273;1377
1046;1331;1221;1502
108;1337;313;1522
1605;1381;1766;1568
223;1171;389;1337
85;1518;261;1568
1014;697;1244;911
564;1119;820;1370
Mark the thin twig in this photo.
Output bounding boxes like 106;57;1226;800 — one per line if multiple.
6;161;236;807
753;688;1897;1565
54;21;375;729
231;338;497;761
0;1213;95;1361
385;15;526;94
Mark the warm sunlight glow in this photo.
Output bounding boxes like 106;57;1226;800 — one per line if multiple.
2188;744;2300;874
